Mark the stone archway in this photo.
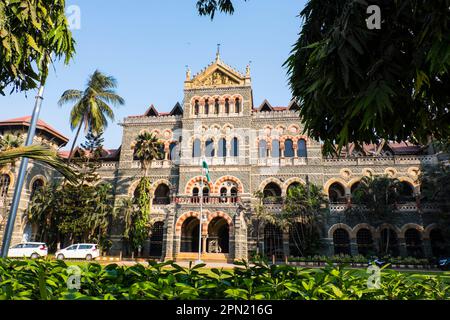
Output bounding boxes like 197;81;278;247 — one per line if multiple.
180;216;201;253
207;217;229;253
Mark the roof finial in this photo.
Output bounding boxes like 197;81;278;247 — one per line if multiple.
185;65;191;81
216;43;221;62
246;60;252;76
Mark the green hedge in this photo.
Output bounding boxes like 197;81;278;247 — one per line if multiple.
288;255;431;265
0;259;448;300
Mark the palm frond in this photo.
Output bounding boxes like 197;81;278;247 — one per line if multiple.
0;145;78;183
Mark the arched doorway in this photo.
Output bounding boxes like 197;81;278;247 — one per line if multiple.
207;217;229;253
153;184;170;205
356;228;374;256
149;221;164;257
263;182;282;204
180;217;200;253
264;223;283;259
287;182;301;196
399;181;415;202
328;182;346;203
405;228;423;257
333;228;351;255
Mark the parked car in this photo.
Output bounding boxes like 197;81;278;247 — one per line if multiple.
438;258;450;270
7;242;48;259
55;244;100;261
368;258;387;268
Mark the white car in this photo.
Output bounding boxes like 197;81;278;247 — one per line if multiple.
8;242;48;259
55;243;100;261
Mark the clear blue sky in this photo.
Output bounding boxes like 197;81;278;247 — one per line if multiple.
0;0;307;149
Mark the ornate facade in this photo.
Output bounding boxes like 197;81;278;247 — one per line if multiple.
0;54;447;262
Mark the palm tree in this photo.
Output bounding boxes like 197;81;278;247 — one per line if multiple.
58;70;125;162
133;132;163;177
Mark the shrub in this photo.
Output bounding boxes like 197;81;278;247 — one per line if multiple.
0;259;448;300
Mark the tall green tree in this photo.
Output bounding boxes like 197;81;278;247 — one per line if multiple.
246;190;277;257
197;0;450;154
281;184;327;257
58;70;125;162
348;175;403;256
0;0;75;94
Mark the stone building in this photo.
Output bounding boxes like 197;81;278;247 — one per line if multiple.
0;54;447;262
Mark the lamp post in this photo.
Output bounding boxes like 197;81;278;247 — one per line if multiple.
1;84;46;257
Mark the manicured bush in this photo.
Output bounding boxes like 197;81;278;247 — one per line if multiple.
0;259;448;300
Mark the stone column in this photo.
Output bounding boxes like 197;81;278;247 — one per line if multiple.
202;236;207;254
162;211;176;261
350;239;359;256
423;238;433;258
323;238;335;256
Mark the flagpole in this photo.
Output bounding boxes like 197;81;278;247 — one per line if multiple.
197;161;204;264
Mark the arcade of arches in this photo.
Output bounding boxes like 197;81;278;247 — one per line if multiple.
180;214;231;255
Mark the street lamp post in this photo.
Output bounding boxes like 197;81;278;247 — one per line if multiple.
0;84;46;258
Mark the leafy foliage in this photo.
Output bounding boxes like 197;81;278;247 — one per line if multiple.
285;0;450;154
195;0;450;154
27;133;115;251
281;184;327;257
119;177;154;254
196;0;245;19
0;259;448;300
133;132;164;176
0;0;75;94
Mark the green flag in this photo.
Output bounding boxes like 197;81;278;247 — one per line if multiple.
202;158;211;182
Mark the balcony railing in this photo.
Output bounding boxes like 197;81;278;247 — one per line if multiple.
175;195;241;205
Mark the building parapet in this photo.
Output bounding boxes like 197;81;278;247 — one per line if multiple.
323;155;437;166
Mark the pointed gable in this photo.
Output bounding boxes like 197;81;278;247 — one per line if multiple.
288;100;300;111
170;102;183;116
144;104;159;117
258;99;274;112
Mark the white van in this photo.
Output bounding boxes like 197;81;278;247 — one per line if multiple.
8;242;48;259
55;243;100;261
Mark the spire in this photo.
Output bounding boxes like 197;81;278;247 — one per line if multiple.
215;43;221;62
246;60;251;77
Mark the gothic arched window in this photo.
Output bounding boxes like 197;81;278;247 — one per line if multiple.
225;99;230;114
205;139;215;157
297;139;307;158
192;139;201;158
218;138;227;158
204;100;209;115
272;139;280;158
231;137;239;157
194;100;199;116
284;139;294;158
215;99;220;114
259;140;267;158
235;98;240;113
